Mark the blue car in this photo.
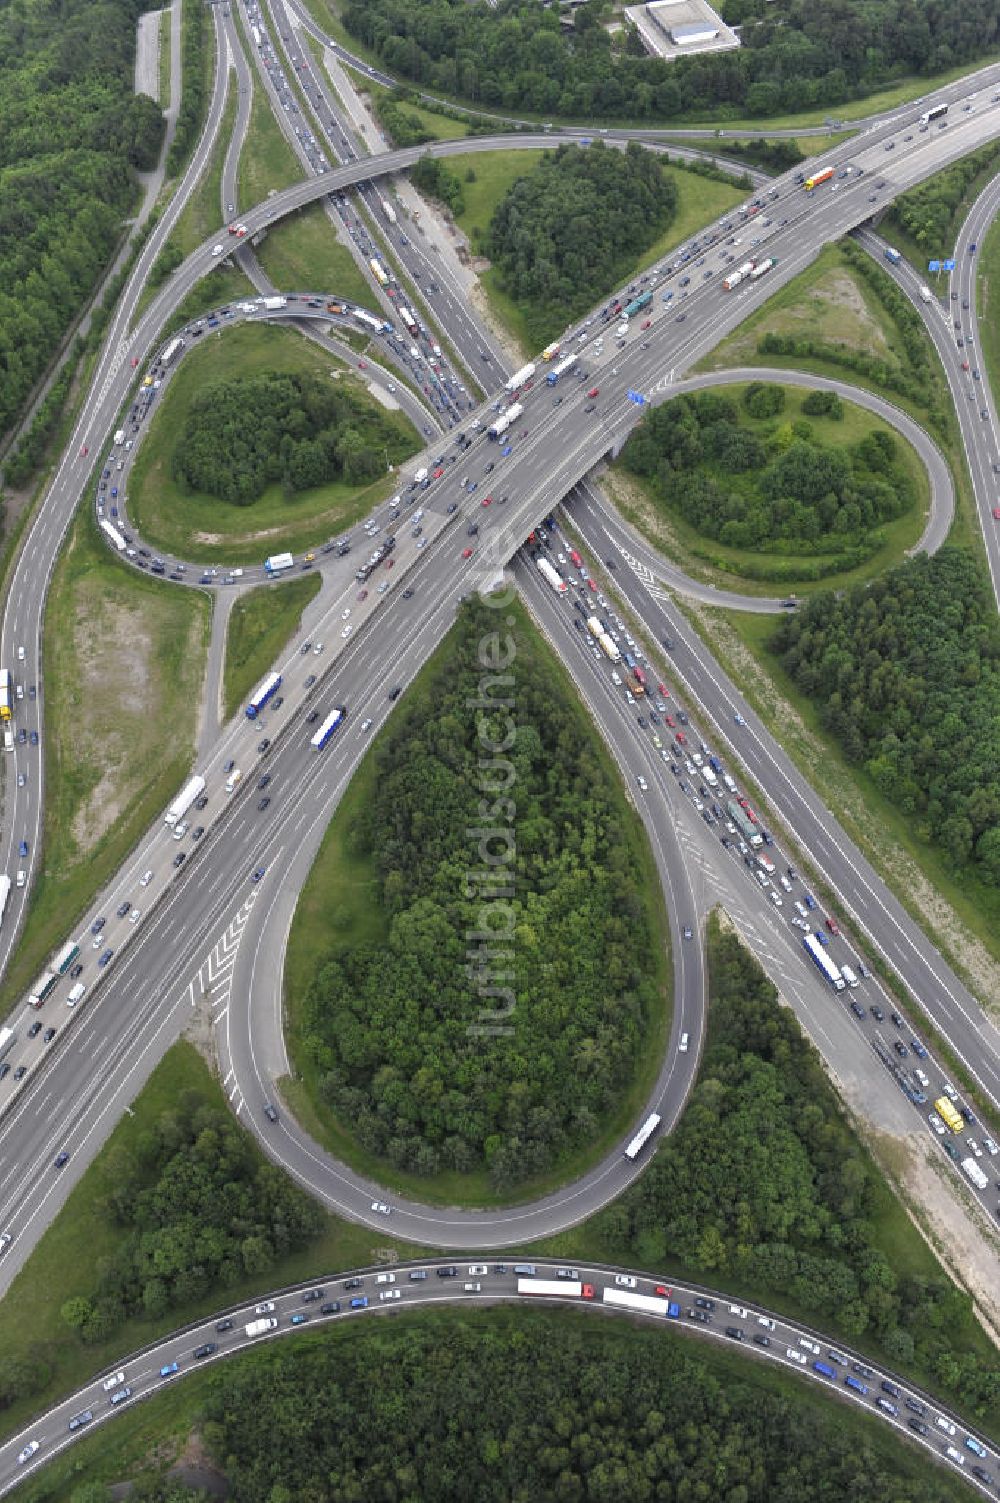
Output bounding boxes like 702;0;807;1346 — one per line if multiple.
803;892;817;910
18;840;28;858
911;1039;928;1059
290;1313;309;1325
159;1362;179;1378
501;444;512;457
98;949;113;967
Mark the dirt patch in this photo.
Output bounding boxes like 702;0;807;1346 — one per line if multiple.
181;987;221;1074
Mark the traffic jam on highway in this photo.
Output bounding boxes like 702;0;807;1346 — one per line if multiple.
9;1263;996;1488
524;512;999;1218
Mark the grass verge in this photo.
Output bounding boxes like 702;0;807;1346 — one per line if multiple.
978;207;1000;410
254;202;374;306
126;320;418;563
607;380;930;595
0;1041;429;1448
157;7;171;107
283;598;673;1208
222;573;322;718
0;514;210;1011
237;71;303;212
173;73;237;257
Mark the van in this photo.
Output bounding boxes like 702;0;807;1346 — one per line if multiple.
225;769;242;793
413;468;428;485
464;1282;481;1292
16;871;25;889
172;821;188;840
841;964;859;988
3;731;12;753
67;982;86;1007
513;1264;536;1276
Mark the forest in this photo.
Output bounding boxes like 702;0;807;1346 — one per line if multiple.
67;1313;967;1502
770;549;1000;885
172;371;416;503
485;142;677;340
0;0;163;443
56;1092;323;1345
596;927;1000;1419
298;599;661;1190
621;385;914;556
343;0;1000;124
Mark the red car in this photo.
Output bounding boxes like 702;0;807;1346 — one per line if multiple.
385;558;394;569
358;360;367;370
825;917;840;936
657;682;668;696
432;467;443;479
357;589;368;600
587;387;600;398
481;495;492;506
641;319;652;330
586;578;597;590
675;731;687;745
462;547;474;559
581;1283;595;1299
993;506;1000;520
664;714;676;727
79;444;88;457
654;1285;671;1297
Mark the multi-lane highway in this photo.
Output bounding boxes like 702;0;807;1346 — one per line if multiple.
2;44;1000;1490
2;1260;996;1499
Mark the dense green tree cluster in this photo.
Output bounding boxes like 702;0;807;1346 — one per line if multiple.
373;93;435;149
771;549;1000;883
343;0;999;124
0;0;164;441
892;138;1000;250
300;600;660;1189
411;154;466;217
172;371;415;504
59;1092;323;1342
598;929;1000;1417
485;142;676;338
622;387;913;554
166;0;208;175
187;1315;961;1501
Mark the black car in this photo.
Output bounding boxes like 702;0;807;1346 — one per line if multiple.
436;1266;458;1279
28;1021;41;1038
263;1103;278;1123
54;1151;69;1169
193;1343;217;1360
306;710;319;724
388;686;401;700
257;796;271;811
195;795;209;810
344;1277;363;1290
725;1327;745;1341
173;852;186;868
753;1333;771;1347
694;1297;715;1311
216;1318;234;1333
301;1288;325;1303
304;674;316;688
271;696;283;710
257;739;271;754
320;1301;341;1315
258;774;271;789
402;588;414;599
116;901;130;918
43;1027;56;1042
688;1308;710;1323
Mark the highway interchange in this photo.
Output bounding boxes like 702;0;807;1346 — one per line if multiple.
0;7;999;1491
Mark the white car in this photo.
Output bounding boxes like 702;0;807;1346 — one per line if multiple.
469;1265;488;1276
936;1416;956;1438
637;775;648;791
769;891;782;907
102;1369;126;1392
786;1348;807;1365
341;625;352;638
17;1441;40;1465
129;908;141;924
211;243;224;256
983;1137;999;1156
928;1113;946;1136
380;1289;401;1301
941;1081;958;1100
757;1314;776;1330
966;1137;983;1158
255;1301;275;1314
678;1032;689;1052
139;869;153;887
614;1275;637;1289
341;608;351;620
729;1304;749;1319
371;1200;390;1214
799;1337;821;1355
376;1272;396;1284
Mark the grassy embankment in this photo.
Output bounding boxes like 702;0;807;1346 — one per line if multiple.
0;515;210;1009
